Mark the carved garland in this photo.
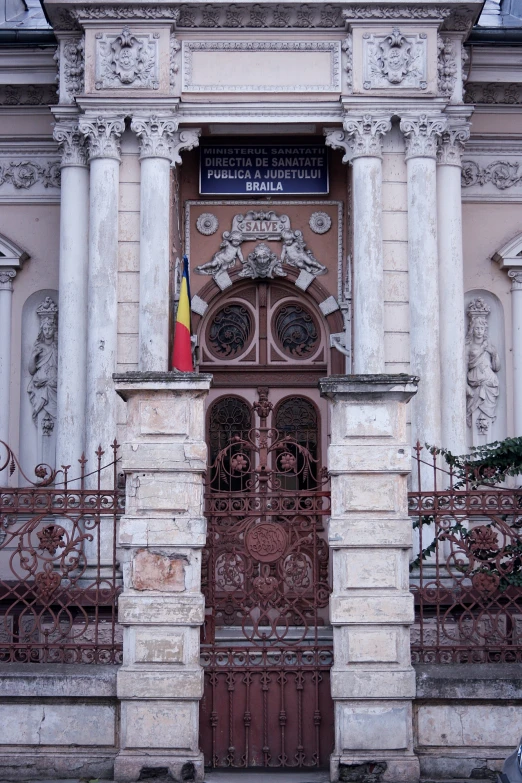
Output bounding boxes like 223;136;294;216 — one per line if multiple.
0;161;60;189
461;161;522;190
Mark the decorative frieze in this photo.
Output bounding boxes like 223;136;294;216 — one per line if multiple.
437;36;457;97
400;114;447;160
343;5;451;20
0;160;60;189
131;115;178;160
465;83;522;105
363;28;427;91
342;35;353;92
178;3;342;27
60;37;85;102
461;160;522;190
72;6;180;22
79;115;125;161
0;85;58;106
170;36;180;90
95;28;159;90
53;121;89;168
344;114;392;158
437;123;470;167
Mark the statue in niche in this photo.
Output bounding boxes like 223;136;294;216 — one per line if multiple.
280;229;327;276
27;297;58;438
239;243;286;280
465;298;501;437
194;230;244;276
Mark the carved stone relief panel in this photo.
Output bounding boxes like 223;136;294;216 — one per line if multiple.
84;26;170;94
56;36;85;104
351;25;437;95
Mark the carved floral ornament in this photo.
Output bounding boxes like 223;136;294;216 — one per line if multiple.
0;161;60;189
363;28;427;91
95;27;159;90
461;160;522;190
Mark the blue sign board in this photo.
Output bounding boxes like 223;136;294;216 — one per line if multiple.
199;143;329;196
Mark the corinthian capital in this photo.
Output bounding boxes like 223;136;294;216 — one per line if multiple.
344;114;392;159
171;128;201;166
436;122;471;167
509;270;522;291
131;115;179;160
0;268;16;291
78;115;125;162
324;128;352;163
53;120;89;168
400;114;447;160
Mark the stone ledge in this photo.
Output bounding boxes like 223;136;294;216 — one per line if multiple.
415;663;522;699
114;371;212;399
319;374;419;400
0;664;118;698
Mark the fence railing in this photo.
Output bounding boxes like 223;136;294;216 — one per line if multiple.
0;442;124;664
409;444;522;663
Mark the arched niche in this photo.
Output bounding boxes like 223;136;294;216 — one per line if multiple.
19;289;59;479
464;289;507;448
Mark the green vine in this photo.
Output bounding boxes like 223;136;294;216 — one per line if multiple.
426;436;522;489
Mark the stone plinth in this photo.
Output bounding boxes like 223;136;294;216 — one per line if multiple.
319;374;419;783
114;371;212;783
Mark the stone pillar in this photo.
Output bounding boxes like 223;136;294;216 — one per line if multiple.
130;118;201;372
436;122;470;454
113;371;212;783
79;116;125;460
319;374;419;783
0;268;17;446
325;117;390;373
400;114;446;448
509;270;522;435
53;120;90;468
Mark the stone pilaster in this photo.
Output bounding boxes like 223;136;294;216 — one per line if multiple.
0;269;18;446
508;270;522;436
400;114;446;449
113;371;212;783
319;374;419;783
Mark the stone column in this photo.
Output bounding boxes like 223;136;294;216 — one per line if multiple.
79;116;125;460
130;117;201;372
53;120;90;468
436;123;470;454
325;116;391;373
113;371;211;783
400;114;446;448
509;270;522;435
319;374;419;783
0;268;17;446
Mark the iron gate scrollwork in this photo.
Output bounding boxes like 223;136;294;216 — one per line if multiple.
200;390;333;768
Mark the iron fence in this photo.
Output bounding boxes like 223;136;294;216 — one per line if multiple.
0;441;124;663
409;443;522;663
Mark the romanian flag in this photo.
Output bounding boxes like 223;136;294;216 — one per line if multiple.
171;255;194;372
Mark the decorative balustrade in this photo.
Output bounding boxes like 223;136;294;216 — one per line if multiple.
0;441;124;663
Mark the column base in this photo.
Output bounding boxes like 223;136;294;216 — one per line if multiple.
331;753;420;783
114;750;204;782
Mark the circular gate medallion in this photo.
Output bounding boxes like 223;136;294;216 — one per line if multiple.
245;523;288;563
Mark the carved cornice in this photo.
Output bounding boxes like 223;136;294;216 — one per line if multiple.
0;160;60;189
0;85;58;107
400;114;447;160
53;121;89;168
437;123;471;168
78;115;125;161
72;6;180;22
465;83;522;105
0;268;17;291
171;128;201;165
131;115;178;160
508;270;522;291
344;114;392;159
343;5;451;20
462;160;522;190
324;128;351;164
178;4;343;27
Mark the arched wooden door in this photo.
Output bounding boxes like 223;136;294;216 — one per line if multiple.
196;276;339;769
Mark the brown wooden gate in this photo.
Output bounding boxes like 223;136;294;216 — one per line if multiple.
200;389;334;769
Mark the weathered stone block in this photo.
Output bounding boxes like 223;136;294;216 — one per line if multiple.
330;401;403;442
127;473;203;515
332;474;400;514
120;700;199;751
337;702;412;751
329;517;412;548
0;704;115;746
118;593;205;626
330;594;414;625
335;549;404;591
328;444;411;473
119;516;207;548
417;704;521;748
117;668;204;699
331;668;416;699
338;628;401;664
131;549;186;592
131;628;185;664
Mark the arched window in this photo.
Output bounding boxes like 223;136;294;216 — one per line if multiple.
208;396;252;492
274;396;319;490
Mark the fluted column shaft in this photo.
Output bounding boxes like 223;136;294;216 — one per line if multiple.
509;271;522;435
437;124;470;454
79;116;124;460
0;269;17;445
401;114;446;448
53;121;90;469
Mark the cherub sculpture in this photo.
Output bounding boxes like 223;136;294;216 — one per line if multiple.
280;229;326;276
195;230;244;276
239;243;286;280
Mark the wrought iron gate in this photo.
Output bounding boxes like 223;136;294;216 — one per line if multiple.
200;390;334;769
